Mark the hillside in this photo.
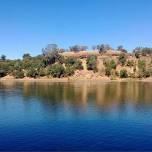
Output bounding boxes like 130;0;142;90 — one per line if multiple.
0;49;152;80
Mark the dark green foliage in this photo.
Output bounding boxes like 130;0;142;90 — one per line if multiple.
0;70;6;77
127;60;134;67
120;69;128;78
135;51;140;58
27;68;38;78
48;64;65;78
104;59;116;77
65;57;77;66
105;67;111;77
38;68;46;77
86;56;97;72
69;45;88;52
65;57;83;70
117;45;127;53
64;66;75;77
144;71;150;78
138;60;145;71
1;55;6;61
133;47;152;56
23;53;31;60
118;53;126;66
97;44;112;53
137;60;150;78
13;70;24;79
0;61;11;76
109;60;116;69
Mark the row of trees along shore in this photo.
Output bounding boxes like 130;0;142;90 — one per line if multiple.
0;44;152;79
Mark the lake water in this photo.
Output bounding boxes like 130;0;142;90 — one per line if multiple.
0;81;152;151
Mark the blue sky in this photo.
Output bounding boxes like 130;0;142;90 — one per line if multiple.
0;0;152;59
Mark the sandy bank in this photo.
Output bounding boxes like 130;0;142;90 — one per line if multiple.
0;75;152;83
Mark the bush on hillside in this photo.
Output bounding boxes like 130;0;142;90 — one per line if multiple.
64;66;75;77
127;60;134;67
48;63;65;78
120;69;128;78
118;53;126;66
38;68;47;77
103;59;117;77
27;68;38;78
86;56;97;72
105;67;111;77
135;52;140;58
65;57;83;70
138;60;146;71
0;69;7;77
13;70;25;79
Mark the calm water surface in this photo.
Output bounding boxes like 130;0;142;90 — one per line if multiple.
0;81;152;151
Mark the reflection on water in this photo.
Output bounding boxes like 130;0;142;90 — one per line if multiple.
0;81;152;111
1;81;152;151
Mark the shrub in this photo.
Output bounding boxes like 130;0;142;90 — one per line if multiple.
43;48;62;66
118;53;126;66
104;59;116;77
109;60;116;69
86;56;97;72
27;68;38;78
127;60;134;67
138;60;145;71
120;69;128;78
105;67;111;77
0;70;7;77
65;57;83;70
135;52;140;58
48;63;65;78
64;66;75;77
13;70;24;79
144;71;150;78
38;68;46;77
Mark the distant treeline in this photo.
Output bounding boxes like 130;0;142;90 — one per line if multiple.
0;44;152;79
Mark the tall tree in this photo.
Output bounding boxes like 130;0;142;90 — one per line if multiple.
1;55;6;61
97;44;112;53
42;44;61;66
69;45;88;52
117;45;127;53
23;53;31;59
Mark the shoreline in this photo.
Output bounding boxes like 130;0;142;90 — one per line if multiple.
0;77;152;83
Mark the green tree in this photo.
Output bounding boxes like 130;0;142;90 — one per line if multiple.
105;67;111;77
86;56;97;72
27;68;38;78
120;69;128;78
42;44;62;66
117;45;127;53
1;55;6;61
65;57;83;70
69;45;88;52
118;53;126;66
13;70;24;79
135;51;140;58
48;63;65;78
23;53;31;60
127;60;134;67
38;68;47;77
64;66;75;77
0;70;6;77
103;59;117;77
138;60;145;71
97;44;112;53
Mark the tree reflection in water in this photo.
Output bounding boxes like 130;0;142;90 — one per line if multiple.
0;81;152;112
